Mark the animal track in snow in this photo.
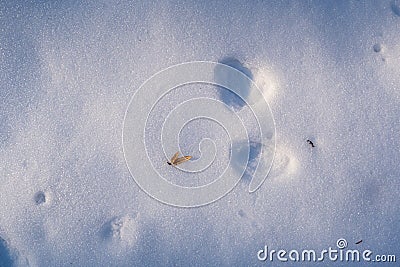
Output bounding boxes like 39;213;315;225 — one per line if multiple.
34;191;51;205
34;191;46;205
252;66;281;104
216;57;253;111
268;146;299;180
103;216;138;247
373;43;382;53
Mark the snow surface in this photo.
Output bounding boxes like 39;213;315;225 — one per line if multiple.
1;1;399;266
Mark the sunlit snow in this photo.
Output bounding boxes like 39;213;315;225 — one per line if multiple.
1;1;399;266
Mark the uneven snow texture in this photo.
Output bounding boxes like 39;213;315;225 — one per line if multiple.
1;1;399;266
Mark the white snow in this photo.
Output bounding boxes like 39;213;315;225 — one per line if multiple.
1;1;399;266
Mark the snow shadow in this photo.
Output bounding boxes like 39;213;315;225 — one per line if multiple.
135;218;223;266
0;27;43;147
0;236;14;267
391;0;400;16
231;140;262;182
214;57;253;111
